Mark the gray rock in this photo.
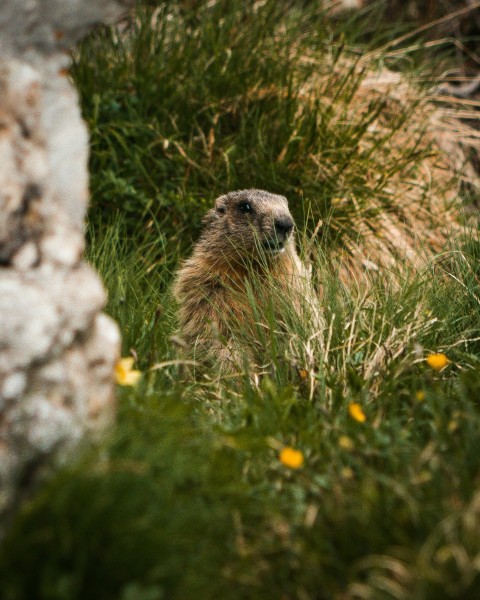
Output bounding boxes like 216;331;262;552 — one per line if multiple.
0;0;131;534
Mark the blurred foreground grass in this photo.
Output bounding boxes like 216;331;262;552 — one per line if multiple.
2;1;480;599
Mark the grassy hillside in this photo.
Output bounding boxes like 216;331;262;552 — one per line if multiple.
2;2;480;599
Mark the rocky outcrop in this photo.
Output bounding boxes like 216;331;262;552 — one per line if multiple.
0;0;132;533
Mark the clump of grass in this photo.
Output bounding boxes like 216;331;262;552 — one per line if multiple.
86;215;173;362
72;0;479;278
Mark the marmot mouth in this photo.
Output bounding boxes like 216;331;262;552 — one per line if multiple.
262;238;285;254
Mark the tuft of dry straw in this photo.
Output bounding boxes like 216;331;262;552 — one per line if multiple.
309;63;479;278
244;52;480;279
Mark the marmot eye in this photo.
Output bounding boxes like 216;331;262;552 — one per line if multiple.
238;202;253;214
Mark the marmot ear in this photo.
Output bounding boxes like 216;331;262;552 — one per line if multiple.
215;197;226;216
202;208;219;227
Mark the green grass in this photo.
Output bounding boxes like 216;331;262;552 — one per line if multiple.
75;0;466;270
3;218;480;599
2;1;480;599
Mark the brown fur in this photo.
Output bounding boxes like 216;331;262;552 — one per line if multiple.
173;189;321;369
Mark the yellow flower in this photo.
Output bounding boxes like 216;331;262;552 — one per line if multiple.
341;466;354;479
114;357;142;386
298;369;308;380
415;390;425;402
415;470;432;485
338;435;354;451
426;353;450;372
279;447;304;469
448;420;459;433
348;402;366;423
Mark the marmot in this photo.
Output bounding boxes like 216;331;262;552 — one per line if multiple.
173;189;322;370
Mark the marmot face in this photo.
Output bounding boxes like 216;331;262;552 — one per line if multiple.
205;189;295;258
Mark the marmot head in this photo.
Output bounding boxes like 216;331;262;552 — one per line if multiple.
201;189;295;259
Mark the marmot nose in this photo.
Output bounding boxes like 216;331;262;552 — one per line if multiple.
274;216;294;236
